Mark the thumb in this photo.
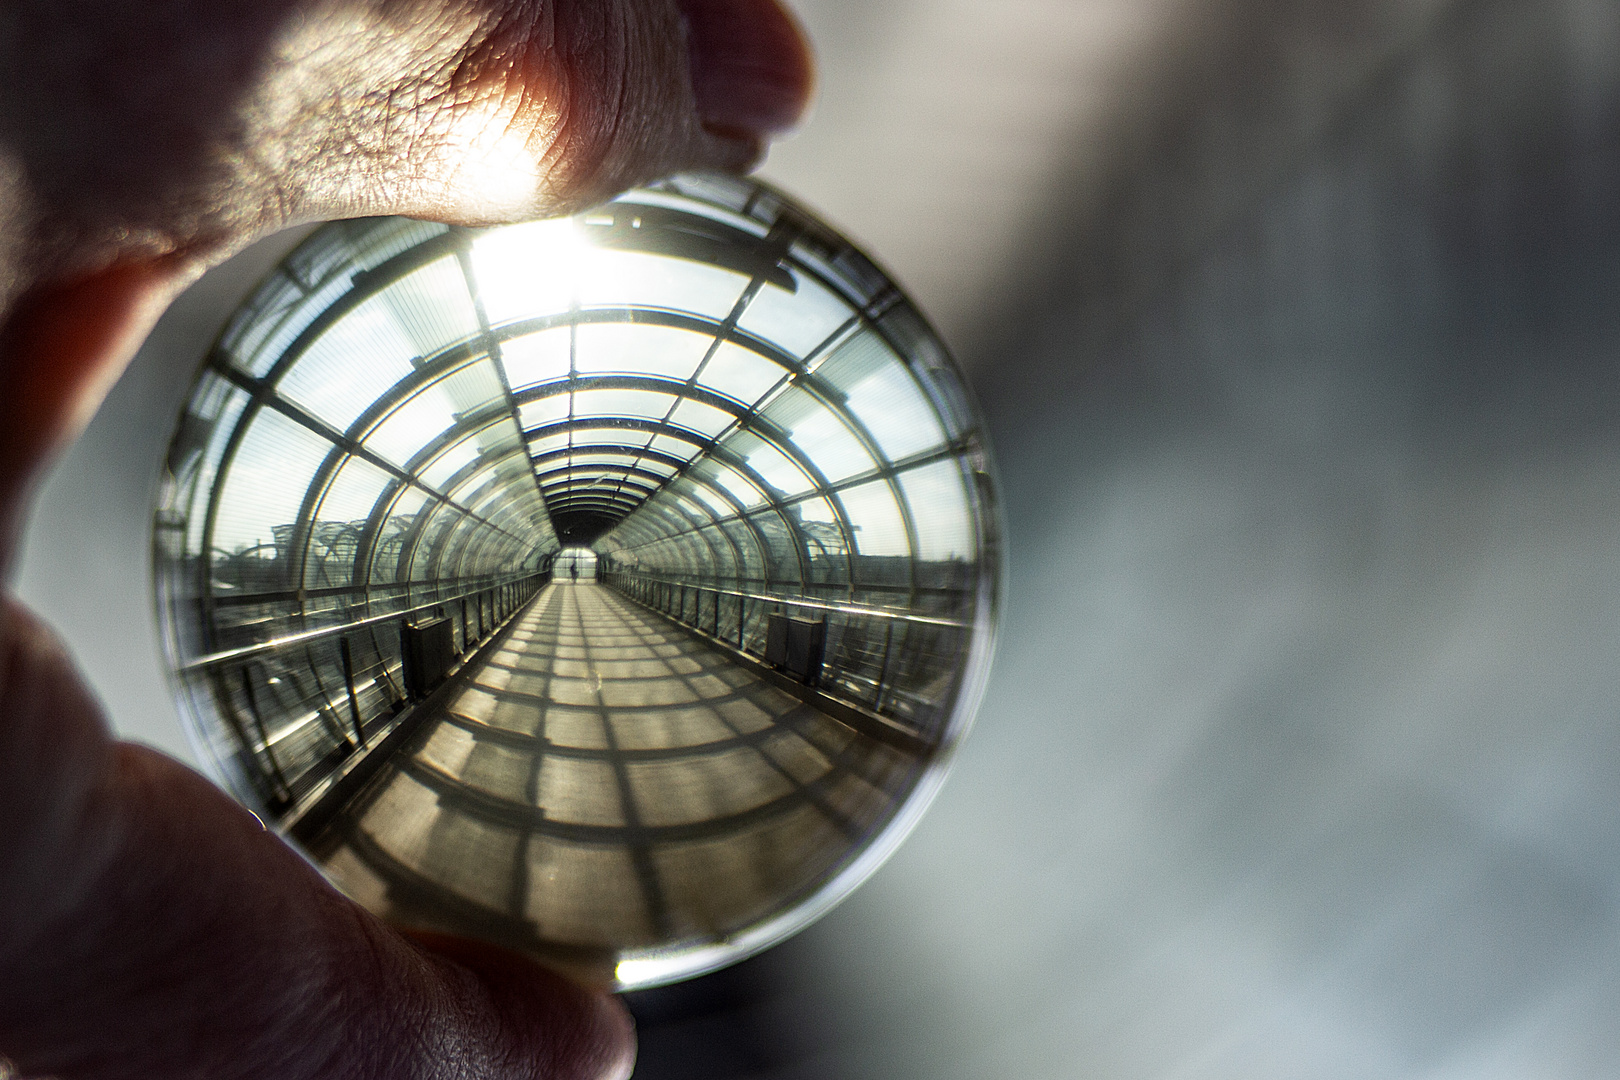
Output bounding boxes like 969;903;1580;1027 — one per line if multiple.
0;0;813;559
0;596;636;1080
7;0;815;268
298;0;808;226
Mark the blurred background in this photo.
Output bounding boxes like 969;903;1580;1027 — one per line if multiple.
15;0;1620;1074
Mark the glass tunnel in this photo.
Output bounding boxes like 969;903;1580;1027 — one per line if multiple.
153;173;999;985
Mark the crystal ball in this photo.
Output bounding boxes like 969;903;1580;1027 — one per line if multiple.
153;172;1000;988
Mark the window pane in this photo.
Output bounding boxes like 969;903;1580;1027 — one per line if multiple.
518;394;571;430
182;380;251;556
277;255;477;432
317;456;392;525
838;480;909;557
648;433;702;461
898;460;975;561
364;388;458;467
213;408;334;557
419;436;480;489
683;479;734;518
723;431;810;499
741;440;813;499
528;432;570;457
702;462;765;508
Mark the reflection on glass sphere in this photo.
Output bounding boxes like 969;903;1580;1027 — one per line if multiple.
153;173;999;989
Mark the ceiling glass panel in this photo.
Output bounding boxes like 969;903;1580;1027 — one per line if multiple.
570;425;654;452
227;272;350;377
760;386;876;483
385;484;431;523
275;317;416;432
671;494;716;525
468;219;580;326
578;248;748;320
448;462;503;504
668;398;735;438
697;341;789;406
573;388;678;422
501;328;572;388
277;255;477;432
380;256;481;357
816;331;946;462
418;436;480;489
736;267;853;359
699;461;766;509
682;479;734;518
574;323;713;381
363;388;458;467
181;380;252;555
559;453;641;470
528;431;571;457
518;394;572;430
648;433;703;460
795;496;840;525
725;432;813;498
434;357;506;418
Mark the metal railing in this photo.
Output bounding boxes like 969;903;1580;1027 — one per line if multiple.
600;570;973;743
179;570;549;816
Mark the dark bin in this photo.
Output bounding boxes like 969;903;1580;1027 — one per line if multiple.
401;616;455;701
765;612;825;684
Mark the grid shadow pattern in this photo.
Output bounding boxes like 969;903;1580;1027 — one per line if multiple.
308;582;922;969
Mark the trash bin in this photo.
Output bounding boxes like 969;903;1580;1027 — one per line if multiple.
765;612;825;684
401;616;455;700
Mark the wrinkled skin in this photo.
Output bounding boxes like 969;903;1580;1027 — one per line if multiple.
0;3;812;1077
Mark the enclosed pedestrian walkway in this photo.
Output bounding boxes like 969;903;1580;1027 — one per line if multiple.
153;174;997;980
305;581;920;968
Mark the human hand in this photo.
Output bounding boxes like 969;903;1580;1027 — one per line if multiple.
0;3;811;1077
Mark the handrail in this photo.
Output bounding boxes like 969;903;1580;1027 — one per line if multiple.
176;572;547;674
603;572;972;629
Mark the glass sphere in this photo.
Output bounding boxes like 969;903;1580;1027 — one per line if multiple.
153;173;1000;989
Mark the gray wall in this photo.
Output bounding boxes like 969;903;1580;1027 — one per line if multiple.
631;1;1620;1076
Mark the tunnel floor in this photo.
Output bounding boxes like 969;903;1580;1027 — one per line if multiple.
307;581;920;965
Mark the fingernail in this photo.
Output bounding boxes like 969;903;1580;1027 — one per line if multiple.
679;0;814;139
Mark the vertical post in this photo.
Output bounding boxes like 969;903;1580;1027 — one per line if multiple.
339;635;367;747
240;665;291;802
873;619;896;711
